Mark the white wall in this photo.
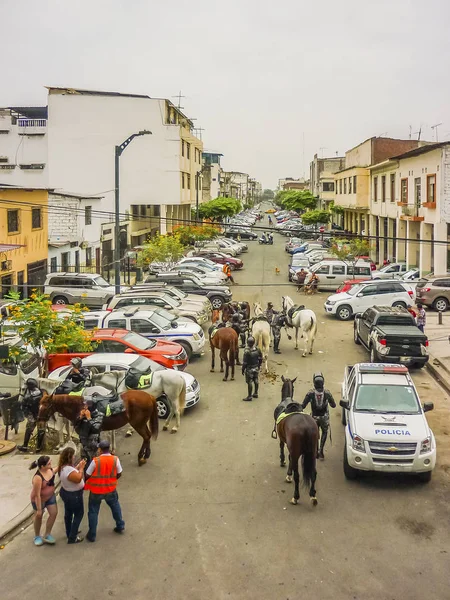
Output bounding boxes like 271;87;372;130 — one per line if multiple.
210;163;221;199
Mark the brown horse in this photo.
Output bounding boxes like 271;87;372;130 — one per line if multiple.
274;377;319;506
208;325;238;381
37;390;159;466
221;302;236;322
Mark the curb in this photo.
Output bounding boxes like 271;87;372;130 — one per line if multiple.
426;354;450;396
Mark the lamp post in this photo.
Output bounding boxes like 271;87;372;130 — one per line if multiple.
114;130;152;293
195;170;203;221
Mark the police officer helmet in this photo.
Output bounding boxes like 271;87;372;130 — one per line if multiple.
232;313;240;322
240;301;247;309
247;337;255;347
26;378;38;389
313;372;325;392
267;302;273;309
70;357;82;369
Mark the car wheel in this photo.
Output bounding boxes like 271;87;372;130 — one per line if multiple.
156;396;171;420
370;346;379;363
229;264;236;271
53;295;69;305
418;470;432;483
343;446;358;480
210;296;223;310
353;325;361;345
433;297;449;312
337;305;352;321
178;341;193;359
392;301;406;308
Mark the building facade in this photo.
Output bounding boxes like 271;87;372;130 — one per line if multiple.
202;152;223;203
278;177;309;191
309;155;345;209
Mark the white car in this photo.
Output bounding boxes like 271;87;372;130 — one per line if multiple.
372;262;408;280
174;263;227;282
340;363;435;482
324;280;414;321
82;307;205;358
48;353;200;419
167;267;225;285
178;257;223;272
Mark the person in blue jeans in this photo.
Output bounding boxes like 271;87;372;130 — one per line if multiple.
84;440;124;542
57;447;86;544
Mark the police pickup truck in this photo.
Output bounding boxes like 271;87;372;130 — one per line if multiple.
340;363;436;482
353;305;428;368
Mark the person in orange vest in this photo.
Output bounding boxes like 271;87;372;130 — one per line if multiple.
84;439;124;542
222;262;235;284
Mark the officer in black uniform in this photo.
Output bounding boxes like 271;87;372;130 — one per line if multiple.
18;378;43;452
66;357;91;386
241;337;263;402
271;311;288;354
301;372;336;459
230;313;243;364
263;302;278;325
238;302;249;348
74;400;104;463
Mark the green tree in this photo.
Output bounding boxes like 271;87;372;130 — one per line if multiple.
275;190;317;212
138;234;185;270
300;210;331;226
198;197;242;220
329;201;344;215
262;189;275;201
173;224;220;246
330;238;372;279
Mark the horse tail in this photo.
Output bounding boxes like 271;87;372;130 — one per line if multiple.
301;426;317;489
231;334;238;366
150;398;159;441
179;379;186;414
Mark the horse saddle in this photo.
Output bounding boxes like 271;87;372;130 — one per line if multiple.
287;305;305;320
86;392;123;417
124;369;154;390
254;314;269;322
274;401;302;423
209;324;224;339
55;379;84;396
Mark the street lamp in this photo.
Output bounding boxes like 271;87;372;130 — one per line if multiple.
114;130;152;293
195;170;203;221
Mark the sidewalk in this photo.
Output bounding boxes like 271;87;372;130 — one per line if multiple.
424;312;450;394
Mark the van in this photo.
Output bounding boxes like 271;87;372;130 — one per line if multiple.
0;335;41;395
44;273;124;308
310;260;372;291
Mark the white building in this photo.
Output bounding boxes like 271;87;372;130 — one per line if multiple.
202;152;223;202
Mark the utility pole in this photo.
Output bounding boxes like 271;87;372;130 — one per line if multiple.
114;130;152;294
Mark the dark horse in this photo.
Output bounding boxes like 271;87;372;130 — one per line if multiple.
208;325;238;381
274;376;319;506
37;390;159;466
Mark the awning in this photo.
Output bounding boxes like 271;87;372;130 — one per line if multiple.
48;240;70;248
0;244;25;252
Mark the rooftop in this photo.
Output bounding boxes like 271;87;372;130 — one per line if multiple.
8;106;48;119
389;142;450;161
46;86;150;99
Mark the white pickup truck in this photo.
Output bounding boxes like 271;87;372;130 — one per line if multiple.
340;363;436;482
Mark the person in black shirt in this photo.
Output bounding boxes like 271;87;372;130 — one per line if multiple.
301;372;336;459
241;337;263;402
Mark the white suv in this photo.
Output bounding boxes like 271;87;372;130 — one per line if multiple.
324;280;414;321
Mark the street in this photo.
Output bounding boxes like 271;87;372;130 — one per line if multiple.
2;233;450;600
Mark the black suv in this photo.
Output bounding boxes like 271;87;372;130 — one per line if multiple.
149;272;232;310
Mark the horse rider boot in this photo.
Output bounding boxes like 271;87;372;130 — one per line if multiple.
241;337;263;401
231;314;242;364
301;372;336;460
18;378;43;452
271;312;288;354
75;401;104;463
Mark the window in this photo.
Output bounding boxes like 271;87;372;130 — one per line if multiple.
7;209;19;233
85;206;92;225
433;279;450;288
401;178;408;203
61;252;69;270
427;174;436;204
414;177;421;205
187;174;191;189
344;179;347;194
315;265;330;274
381;175;386;202
50;257;57;272
99;340;127;353
373;176;378;202
349;178;352;194
339;180;342;194
131;205;139;216
360;284;378;296
31;208;42;229
186;142;190;160
181;140;185;157
107;318;127;329
140;205;146;216
332;265;345;275
322;182;334;192
86;247;92;267
181;173;185;189
390;174;396;202
131;319;158;334
353;175;357;192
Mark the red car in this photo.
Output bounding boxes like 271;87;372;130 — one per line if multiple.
47;329;188;372
190;251;243;270
336;279;370;294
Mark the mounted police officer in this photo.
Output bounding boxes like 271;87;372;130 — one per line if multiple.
66;357;90;387
17;378;43;452
241;337;262;402
301;372;336;460
238;301;249;348
230;313;243;364
271;311;289;354
74;400;104;463
263;302;278;325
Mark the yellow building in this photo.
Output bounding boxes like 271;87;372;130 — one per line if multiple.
334;167;370;234
0;186;48;297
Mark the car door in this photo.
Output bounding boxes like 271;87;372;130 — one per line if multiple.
105;317;127;329
313;264;331;289
129;318;161;338
358;308;375;346
329;264;347;289
353;284;380;311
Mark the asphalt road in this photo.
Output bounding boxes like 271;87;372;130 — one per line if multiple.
2;229;450;600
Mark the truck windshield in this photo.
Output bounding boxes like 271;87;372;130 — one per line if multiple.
355;384;420;414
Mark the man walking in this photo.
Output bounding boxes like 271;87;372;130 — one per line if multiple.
301;372;336;460
222;262;235;284
416;302;426;333
241;336;262;402
18;378;43;452
271;311;289;354
84;440;125;542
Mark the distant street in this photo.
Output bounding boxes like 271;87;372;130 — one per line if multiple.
2;230;450;600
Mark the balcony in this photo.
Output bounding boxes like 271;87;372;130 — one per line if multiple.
422;201;436;209
399;204;424;222
17;118;47;136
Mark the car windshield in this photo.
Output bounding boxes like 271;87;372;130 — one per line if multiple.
131;355;164;374
167;287;186;299
124;332;157;350
346;284;364;296
156;308;178;323
402;270;418;280
161;293;179;306
354;384;420;414
93;276;111;287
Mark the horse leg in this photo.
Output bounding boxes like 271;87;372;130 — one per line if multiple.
129;417;152;465
221;349;229;381
309;324;316;355
286;455;293;483
302;331;308;357
295;327;299;350
169;396;181;434
163;400;175;432
279;441;286;467
210;345;215;372
310;464;318;507
290;457;300;505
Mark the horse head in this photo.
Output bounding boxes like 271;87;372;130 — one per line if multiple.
37;392;56;424
253;302;263;316
281;376;297;402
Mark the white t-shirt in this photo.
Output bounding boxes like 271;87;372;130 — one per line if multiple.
86;453;123;476
60;465;84;492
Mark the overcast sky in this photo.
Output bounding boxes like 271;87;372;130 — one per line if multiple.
3;0;450;188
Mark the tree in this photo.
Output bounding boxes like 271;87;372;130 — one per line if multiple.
275;190;317;212
173;224;221;246
198;197;241;220
330;238;372;278
262;189;275;201
138;234;185;270
300;210;331;226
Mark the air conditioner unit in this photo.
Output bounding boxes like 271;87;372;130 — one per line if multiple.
1;260;12;271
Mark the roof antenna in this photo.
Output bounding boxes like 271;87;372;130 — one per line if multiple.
172;91;185;109
431;123;442;142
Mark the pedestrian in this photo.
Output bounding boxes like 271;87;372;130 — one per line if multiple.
241;336;262;402
406;304;417;319
268;216;273;227
57;447;86;544
222;262;235;284
417;302;426;333
263;301;278;325
271;311;288;354
74;400;104;463
296;268;307;292
18;378;43;452
301;372;336;460
29;456;58;546
84;439;125;542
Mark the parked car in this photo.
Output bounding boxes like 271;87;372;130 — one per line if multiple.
47;328;188;372
288;256;310;281
0;335;41;396
289;242;324;255
185;251;243;271
151;272;232;310
353;306;429;367
44;273;127;308
48;353;200;420
225;228;258;241
166;265;226;285
82;307;205;358
137;282;212;314
217;238;248;253
416;274;450;311
336;279;371;294
310;260;373;291
324;280;414;321
371;262;408;280
285;237;303;252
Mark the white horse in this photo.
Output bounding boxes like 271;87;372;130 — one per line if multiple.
281;296;317;357
252;302;271;373
91;369;186;434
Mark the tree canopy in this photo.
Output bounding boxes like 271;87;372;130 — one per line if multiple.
330;238;372;278
276;190;317;212
198;197;241;220
300;210;331;226
138;234;185;269
173;224;220;246
262;189;275;201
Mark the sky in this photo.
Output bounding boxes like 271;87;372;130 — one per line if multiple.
2;0;450;189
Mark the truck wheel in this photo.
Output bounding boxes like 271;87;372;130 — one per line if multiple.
337;305;352;321
353;325;361;345
341;408;347;425
418;470;432;483
343;446;358;480
156;396;171;420
53;295;69;305
433;297;449;312
370;347;379;363
210;296;223;310
178;341;193;359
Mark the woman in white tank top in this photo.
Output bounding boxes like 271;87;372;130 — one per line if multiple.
57;448;86;544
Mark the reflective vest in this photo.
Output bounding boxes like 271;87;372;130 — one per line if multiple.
85;455;119;494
